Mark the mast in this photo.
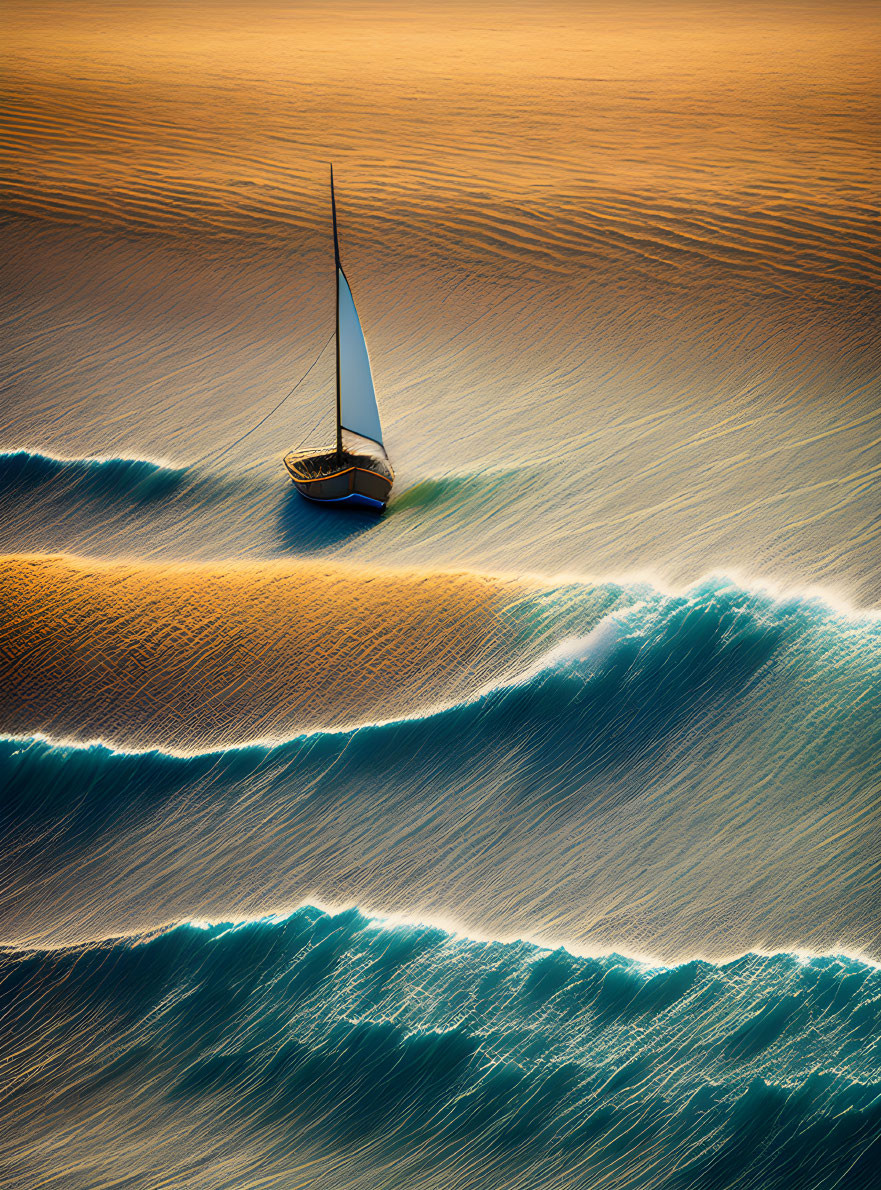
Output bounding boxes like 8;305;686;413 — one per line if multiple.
331;167;384;454
331;164;342;459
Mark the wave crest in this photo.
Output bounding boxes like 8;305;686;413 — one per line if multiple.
3;906;879;1189
0;448;187;498
3;576;879;960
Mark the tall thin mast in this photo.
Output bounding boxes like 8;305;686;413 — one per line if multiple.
331;165;342;459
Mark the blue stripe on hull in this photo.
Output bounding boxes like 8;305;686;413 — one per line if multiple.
299;490;386;511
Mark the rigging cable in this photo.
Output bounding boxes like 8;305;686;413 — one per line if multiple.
192;329;335;467
192;288;513;467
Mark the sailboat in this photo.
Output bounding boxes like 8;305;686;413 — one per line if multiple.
283;167;394;510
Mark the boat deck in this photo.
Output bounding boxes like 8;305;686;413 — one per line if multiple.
284;447;393;484
283;446;394;509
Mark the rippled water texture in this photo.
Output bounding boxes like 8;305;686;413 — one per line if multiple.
1;2;880;1186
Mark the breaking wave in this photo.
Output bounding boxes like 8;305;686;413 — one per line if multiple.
0;447;187;497
4;4;881;1184
0;448;554;564
2;904;879;1188
4;576;879;961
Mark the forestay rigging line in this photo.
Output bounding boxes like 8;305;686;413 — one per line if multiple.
193;330;335;466
193;288;513;467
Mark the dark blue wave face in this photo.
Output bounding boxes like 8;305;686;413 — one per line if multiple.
3;2;880;1181
4;577;880;960
2;906;879;1189
0;450;386;558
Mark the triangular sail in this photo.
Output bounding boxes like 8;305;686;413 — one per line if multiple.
337;266;383;447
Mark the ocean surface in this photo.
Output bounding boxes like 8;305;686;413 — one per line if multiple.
1;2;880;1186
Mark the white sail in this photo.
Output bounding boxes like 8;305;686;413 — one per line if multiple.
338;267;383;447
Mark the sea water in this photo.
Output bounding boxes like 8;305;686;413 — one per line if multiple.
1;2;879;1186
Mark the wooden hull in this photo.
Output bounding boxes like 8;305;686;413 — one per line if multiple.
283;448;393;511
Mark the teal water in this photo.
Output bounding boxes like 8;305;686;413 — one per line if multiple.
2;906;879;1188
2;445;880;1185
2;2;881;1183
4;572;880;957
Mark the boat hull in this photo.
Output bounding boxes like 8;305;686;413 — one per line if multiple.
283;448;393;510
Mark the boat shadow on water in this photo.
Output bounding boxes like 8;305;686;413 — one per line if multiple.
275;484;383;553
